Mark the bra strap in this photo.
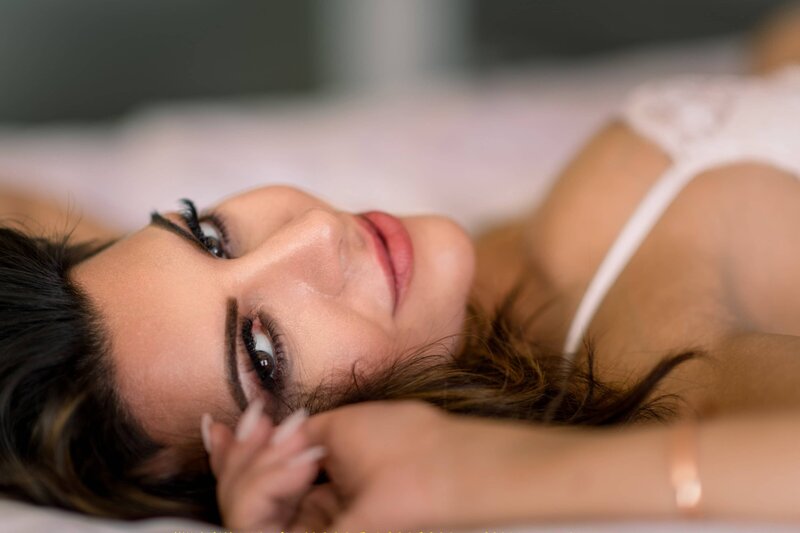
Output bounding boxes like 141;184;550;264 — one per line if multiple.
562;161;702;359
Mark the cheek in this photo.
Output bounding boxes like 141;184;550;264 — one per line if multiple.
400;216;475;342
281;298;399;388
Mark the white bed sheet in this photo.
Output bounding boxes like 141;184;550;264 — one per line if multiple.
0;37;742;234
1;36;786;532
3;497;798;533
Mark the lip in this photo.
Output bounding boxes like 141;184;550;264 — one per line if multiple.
355;211;414;314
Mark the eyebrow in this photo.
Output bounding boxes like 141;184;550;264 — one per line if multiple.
150;210;299;419
226;299;249;412
149;212;248;413
149;211;209;254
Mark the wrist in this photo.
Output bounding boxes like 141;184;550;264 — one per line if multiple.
547;425;677;520
489;423;677;522
446;418;588;524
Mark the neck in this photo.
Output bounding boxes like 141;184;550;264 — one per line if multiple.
471;220;568;355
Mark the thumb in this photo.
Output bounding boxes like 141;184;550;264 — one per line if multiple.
328;491;384;533
289;484;341;530
330;510;374;533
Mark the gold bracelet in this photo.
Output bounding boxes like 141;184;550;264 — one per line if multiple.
669;421;703;518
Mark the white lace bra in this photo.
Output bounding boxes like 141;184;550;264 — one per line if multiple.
562;66;800;359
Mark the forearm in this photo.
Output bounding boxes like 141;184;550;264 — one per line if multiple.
489;412;800;523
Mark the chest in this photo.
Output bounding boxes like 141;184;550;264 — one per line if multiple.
475;122;800;413
537;159;800;421
476;122;800;380
587;161;800;359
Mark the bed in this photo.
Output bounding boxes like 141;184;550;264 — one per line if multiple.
0;35;792;532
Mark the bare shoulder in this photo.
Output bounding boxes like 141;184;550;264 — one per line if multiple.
0;187;118;242
691;331;800;416
474;120;671;308
522;120;671;288
752;3;800;74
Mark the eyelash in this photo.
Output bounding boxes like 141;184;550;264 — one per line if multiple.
176;198;288;398
241;316;287;394
179;198;230;259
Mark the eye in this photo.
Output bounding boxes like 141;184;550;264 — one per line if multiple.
179;198;230;259
242;316;286;393
252;327;276;377
197;220;226;258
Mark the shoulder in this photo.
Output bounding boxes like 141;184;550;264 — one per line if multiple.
690;331;800;417
523;120;671;290
0;187;118;242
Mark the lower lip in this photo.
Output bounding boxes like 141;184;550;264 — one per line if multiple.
357;211;414;313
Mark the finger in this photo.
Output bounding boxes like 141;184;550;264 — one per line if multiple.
223;445;325;532
330;506;377;533
231;442;323;518
251;449;322;502
214;400;275;487
291;484;342;530
219;408;310;496
327;481;392;533
244;423;315;478
204;415;234;478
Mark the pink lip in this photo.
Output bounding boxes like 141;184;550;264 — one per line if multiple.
355;211;414;314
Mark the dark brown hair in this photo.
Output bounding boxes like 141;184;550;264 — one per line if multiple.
0;227;694;523
300;283;697;426
0;226;216;520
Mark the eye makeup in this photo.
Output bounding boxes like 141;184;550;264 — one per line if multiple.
178;199;231;259
241;314;287;394
149;200;293;415
149;201;231;258
227;300;290;412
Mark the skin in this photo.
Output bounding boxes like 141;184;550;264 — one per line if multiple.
204;19;800;529
70;185;475;444
5;15;800;528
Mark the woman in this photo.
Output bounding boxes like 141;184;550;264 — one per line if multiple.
3;10;800;531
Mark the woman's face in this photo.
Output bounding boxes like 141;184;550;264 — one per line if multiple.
72;186;474;445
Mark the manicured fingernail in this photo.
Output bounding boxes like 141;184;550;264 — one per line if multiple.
270;408;308;445
200;413;213;453
287;445;327;468
236;398;265;442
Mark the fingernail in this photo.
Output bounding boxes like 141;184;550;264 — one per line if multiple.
270;408;308;445
200;413;213;453
287;445;327;468
235;398;265;442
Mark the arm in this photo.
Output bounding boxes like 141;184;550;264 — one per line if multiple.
505;412;800;522
443;330;800;522
301;401;800;529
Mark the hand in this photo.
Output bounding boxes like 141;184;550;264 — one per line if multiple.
202;400;326;532
300;400;571;530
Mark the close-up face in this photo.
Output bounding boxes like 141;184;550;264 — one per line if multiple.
71;185;475;446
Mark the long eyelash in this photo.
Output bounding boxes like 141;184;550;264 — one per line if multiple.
178;198;230;253
241;316;286;394
178;199;201;235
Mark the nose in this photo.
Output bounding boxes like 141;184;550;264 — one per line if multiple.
234;208;347;297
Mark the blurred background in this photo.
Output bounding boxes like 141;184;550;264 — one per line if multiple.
0;0;791;123
0;0;797;233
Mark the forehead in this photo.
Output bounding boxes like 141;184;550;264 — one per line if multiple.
70;217;401;442
71;226;237;442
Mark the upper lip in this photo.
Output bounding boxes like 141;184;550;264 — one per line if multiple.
354;214;398;312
